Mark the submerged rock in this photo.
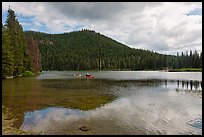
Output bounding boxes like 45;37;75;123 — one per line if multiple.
79;125;90;131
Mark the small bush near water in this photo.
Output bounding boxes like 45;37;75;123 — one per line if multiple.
22;71;35;76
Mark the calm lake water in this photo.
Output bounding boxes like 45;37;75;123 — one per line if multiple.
2;71;202;135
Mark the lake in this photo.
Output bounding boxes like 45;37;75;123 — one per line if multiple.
2;71;202;135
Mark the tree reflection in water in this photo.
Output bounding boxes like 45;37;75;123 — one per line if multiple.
176;80;202;92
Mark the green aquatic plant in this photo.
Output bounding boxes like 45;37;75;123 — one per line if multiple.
21;71;35;76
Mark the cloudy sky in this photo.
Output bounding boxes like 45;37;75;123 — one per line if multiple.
2;2;202;55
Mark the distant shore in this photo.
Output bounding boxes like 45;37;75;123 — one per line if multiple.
3;71;39;79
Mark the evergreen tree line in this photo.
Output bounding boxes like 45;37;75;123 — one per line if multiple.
2;8;40;78
176;51;202;68
25;30;202;71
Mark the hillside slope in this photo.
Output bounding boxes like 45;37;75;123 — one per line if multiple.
25;30;201;71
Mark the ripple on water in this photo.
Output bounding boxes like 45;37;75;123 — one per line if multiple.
187;118;202;129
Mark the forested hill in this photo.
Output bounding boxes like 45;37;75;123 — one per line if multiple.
25;29;202;71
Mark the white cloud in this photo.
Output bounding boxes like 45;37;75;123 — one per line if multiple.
2;2;202;55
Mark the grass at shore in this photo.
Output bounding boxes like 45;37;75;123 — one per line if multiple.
169;68;202;72
21;71;35;76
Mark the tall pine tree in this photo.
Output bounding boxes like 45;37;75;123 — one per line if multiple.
2;25;14;78
4;8;28;76
2;8;33;78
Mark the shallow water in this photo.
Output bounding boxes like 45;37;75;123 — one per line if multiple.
2;71;202;135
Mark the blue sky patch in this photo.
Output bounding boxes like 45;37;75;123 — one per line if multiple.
186;8;202;16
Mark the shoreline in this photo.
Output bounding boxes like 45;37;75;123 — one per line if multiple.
2;106;43;135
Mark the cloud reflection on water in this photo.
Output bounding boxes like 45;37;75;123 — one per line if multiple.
20;82;202;135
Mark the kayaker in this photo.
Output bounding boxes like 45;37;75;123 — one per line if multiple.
74;73;81;77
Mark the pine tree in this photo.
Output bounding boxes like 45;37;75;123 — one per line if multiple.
5;8;27;76
2;25;14;78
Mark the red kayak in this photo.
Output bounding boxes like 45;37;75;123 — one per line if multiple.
85;75;94;78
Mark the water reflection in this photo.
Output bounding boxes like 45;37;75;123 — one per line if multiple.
187;118;202;129
20;79;202;135
176;80;202;91
2;71;202;135
20;107;86;134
